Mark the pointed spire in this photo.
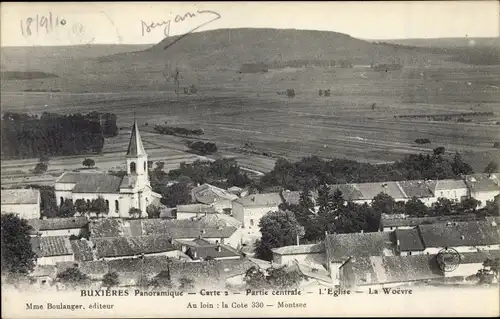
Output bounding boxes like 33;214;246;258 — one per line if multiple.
126;120;146;157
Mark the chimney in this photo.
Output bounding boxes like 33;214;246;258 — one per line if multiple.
360;230;364;234
216;245;222;252
193;250;198;259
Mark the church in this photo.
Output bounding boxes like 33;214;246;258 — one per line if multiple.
54;121;161;218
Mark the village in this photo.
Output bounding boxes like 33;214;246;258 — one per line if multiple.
1;121;499;292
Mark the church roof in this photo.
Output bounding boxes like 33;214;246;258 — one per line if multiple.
126;121;147;158
56;172;123;194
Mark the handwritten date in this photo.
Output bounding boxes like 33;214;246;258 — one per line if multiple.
20;12;66;36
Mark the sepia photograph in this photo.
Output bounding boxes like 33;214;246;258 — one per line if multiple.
1;1;499;317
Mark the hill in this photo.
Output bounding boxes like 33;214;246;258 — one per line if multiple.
375;37;500;48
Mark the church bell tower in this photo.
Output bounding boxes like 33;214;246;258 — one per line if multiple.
125;120;150;190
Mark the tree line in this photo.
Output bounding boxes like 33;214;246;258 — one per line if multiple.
258;151;474;191
1;111;118;159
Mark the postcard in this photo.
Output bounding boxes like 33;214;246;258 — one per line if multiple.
1;1;499;318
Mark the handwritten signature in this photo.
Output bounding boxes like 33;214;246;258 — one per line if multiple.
141;10;221;50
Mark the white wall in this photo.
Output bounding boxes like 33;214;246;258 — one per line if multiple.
405;244;500;256
38;228;82;237
435;189;468;202
1;203;40;219
444;263;483;278
472;191;500;208
37;254;74;266
176;212;203;220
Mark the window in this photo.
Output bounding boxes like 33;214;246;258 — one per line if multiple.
250;219;254;227
130;162;136;174
144;161;147;171
60;197;64;206
105;200;109;212
115;200;119;212
408;252;412;256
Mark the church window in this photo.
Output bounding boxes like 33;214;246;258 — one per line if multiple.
130;162;136;174
115;200;119;212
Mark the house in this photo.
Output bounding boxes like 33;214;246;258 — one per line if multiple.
292;261;333;287
227;186;248;197
271;243;325;267
190;183;238;213
195;213;243;229
380;214;478;232
92;234;180;260
31;236;75;265
339;254;443;289
463;174;500;208
328;182;407;204
426;179;468;203
324;231;396;286
1;188;41;219
446;250;500;278
280;190;319;212
54;121;161;218
27;217;89;237
174;238;242;261
175;204;217;220
397;180;436;206
396;220;500;256
232;193;282;234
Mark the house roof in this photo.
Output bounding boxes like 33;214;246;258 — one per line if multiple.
347;255;442;286
168;261;220;285
396;228;425;251
31;236;74;257
191;183;238;205
280;190;319;206
354;182;407;200
234;193;283;207
71;239;94;262
142;219;238;239
126;120;147;158
28;217;89;233
272;243;325;255
89;218;124;238
427;179;467;192
397;180;434;198
107;256;171;275
76;260;109;277
176;204;217;214
189;244;242;260
325;232;395;263
382;214;478;228
417;221;500;248
459;250;500;264
1;188;40;205
214;258;258;280
464;174;500;193
93;234;175;258
195;213;243;228
56;172;123;193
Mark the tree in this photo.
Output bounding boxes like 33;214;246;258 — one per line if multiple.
255;210;305;261
324;89;331;97
484;162;499;174
102;272;120;288
244;266;269;289
286;89;295;98
431;198;454;216
91;197;108;216
178;277;195;291
318;89;323;96
59;199;76;218
433;147;446;156
476;258;499;284
372;192;396;215
129;207;142;219
146;204;161;219
1;214;37;277
451;152;473;176
456;197;481;214
266;266;303;289
57;267;90;287
404;197;428;217
82;158;95;168
39;154;50;163
478;196;500;216
33;162;48;174
75;199;88;216
149;271;173;288
160;182;191;208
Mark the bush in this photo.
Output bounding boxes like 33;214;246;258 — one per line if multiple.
187;141;218;155
82;158;95;168
33;162;48;174
415;138;431;144
493;142;500;149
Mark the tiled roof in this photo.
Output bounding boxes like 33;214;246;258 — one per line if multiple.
272;243;325;255
119;176;137;189
191;183;238;205
168;261;220;285
142;219;238;239
234;193;283;207
325;232;395;263
280;190;319;206
176;204;217;214
382;214;478;228
427;179;467;192
28;217;88;233
328;184;364;201
71;239;94;261
354;181;407;200
76;260;109;278
31;236;74;257
93;234;175;258
1;188;40;205
214;258;258;280
89;219;124;238
417;221;500;248
347;255;442;286
195;213;243;228
107;256;171;275
189;244;241;260
459;250;500;264
56;172;123;193
126;121;147;158
396;229;425;251
464;174;500;193
397;180;434;198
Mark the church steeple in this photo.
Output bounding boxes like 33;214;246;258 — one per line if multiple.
126;120;147;158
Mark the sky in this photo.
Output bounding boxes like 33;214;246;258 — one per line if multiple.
1;1;499;46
